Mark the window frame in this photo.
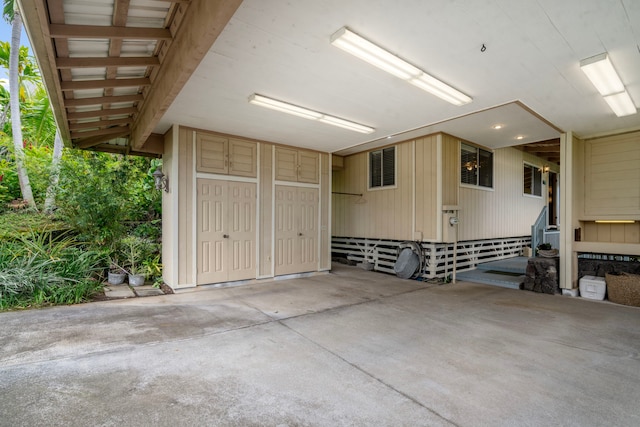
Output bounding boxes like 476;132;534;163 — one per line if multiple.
523;162;543;198
368;146;397;190
460;142;494;190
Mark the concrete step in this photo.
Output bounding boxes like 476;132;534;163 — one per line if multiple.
476;256;529;275
457;270;525;290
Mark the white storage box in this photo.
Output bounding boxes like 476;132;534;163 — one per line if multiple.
579;275;606;300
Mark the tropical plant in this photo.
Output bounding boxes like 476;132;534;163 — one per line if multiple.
119;235;156;276
0;229;105;310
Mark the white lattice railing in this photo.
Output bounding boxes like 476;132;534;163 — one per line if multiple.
332;236;531;280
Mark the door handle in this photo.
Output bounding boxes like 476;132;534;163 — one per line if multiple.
223;234;229;239
298;233;303;237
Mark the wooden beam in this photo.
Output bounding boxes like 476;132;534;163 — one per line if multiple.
67;107;138;120
49;24;172;40
65;94;144;107
57;56;159;68
137;133;164;155
74;130;131;149
61;77;150;91
71;125;131;139
69;117;133;130
131;0;244;149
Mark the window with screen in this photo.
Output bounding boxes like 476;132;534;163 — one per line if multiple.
523;163;542;196
460;142;493;188
369;147;395;188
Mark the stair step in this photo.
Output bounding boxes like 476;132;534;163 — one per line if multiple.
476;256;529;275
457;270;525;290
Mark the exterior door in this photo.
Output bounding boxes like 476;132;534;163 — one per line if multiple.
197;179;256;285
275;185;318;275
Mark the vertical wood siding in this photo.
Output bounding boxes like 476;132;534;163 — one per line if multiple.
178;126;194;285
320;153;331;269
583;132;640;218
415;135;439;240
259;143;273;277
332;141;414;240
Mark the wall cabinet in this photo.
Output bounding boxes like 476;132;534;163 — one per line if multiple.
196;133;257;178
275;147;319;183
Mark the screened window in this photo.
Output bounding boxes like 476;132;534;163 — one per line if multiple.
523;163;542;196
461;143;493;188
369;147;395;188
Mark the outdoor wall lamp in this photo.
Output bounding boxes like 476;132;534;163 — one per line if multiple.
152;167;169;192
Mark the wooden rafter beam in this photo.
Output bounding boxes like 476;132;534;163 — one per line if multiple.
67;107;138;120
64;94;144;107
49;24;172;40
61;78;150;91
131;0;243;149
71;125;130;139
69;117;133;130
56;56;159;68
522;146;561;153
74;131;131;149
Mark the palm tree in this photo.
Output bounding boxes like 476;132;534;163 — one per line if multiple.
3;0;36;209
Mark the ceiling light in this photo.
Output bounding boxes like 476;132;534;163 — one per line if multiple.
595;220;635;224
580;52;637;117
580;53;624;96
603;91;637;117
492;124;503;130
330;27;472;106
249;94;374;134
516;135;524;140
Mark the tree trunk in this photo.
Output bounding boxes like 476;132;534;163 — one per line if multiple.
9;9;36;209
44;129;63;214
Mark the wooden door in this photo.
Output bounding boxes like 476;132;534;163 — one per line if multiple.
275;147;298;181
227;181;256;281
197;179;256;285
197;179;227;284
274;186;319;275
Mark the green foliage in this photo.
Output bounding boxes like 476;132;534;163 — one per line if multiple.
0;229;105;310
0;211;63;239
55;150;160;246
118;235;158;276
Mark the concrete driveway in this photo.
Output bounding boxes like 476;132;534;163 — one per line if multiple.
1;264;639;427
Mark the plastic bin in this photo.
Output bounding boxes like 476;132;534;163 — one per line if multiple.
579;275;606;300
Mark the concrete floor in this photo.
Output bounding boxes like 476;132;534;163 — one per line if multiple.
1;264;639;427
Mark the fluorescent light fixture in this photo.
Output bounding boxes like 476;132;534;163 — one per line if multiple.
580;52;637;117
603;91;637;117
331;27;472;106
248;94;374;134
595;220;636;224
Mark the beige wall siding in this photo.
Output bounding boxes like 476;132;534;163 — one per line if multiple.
332;141;414;240
178;126;195;285
320;153;331;270
441;134;459;206
583;132;640;219
259;143;273;277
415;135;439;241
457;146;549;241
161;127;175;286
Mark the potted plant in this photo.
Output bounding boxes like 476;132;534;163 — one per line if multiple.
536;242;558;258
107;256;127;285
120;236;153;286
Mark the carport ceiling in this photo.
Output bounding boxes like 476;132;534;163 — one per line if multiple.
19;0;640;155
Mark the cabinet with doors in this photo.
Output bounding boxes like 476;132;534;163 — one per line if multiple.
196;132;257;178
275;147;319;183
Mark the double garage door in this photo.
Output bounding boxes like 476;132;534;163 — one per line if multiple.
197;179;318;285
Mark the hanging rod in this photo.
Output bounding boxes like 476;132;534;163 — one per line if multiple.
332;192;363;197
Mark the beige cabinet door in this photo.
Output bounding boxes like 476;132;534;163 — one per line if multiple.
275;147;298;181
298;151;319;183
275;147;319;183
197;179;256;285
274;185;318;275
228;139;257;178
196;133;228;174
